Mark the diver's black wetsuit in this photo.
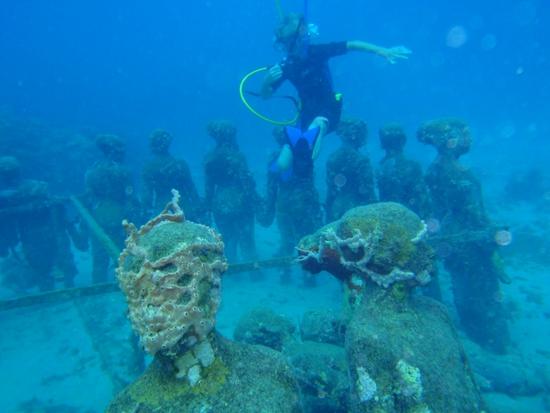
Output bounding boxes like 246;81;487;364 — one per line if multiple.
272;41;348;132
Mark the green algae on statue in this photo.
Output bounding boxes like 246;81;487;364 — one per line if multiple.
109;190;302;413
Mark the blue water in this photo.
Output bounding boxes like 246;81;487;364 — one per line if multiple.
0;1;549;412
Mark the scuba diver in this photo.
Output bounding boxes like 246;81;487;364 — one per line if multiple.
261;12;411;174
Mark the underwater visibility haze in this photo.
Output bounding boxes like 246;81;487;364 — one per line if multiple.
0;0;549;412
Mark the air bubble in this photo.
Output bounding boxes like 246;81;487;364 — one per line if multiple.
334;174;348;188
481;34;497;51
494;230;513;246
446;26;468;48
426;218;441;234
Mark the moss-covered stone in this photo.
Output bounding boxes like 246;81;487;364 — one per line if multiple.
300;309;345;346
107;335;302;413
137;220;219;265
121;355;228;407
234;307;296;351
346;287;485;413
298;202;434;292
284;340;350;413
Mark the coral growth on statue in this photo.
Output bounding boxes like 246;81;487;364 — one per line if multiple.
297;202;483;412
110;191;303;412
297;202;434;294
117;190;227;382
416;118;471;157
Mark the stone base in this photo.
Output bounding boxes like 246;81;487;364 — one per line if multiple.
107;335;302;413
346;289;484;413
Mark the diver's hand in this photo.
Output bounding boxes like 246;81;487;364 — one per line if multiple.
266;64;283;83
261;64;283;98
382;46;412;64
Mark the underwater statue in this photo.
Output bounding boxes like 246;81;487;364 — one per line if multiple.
297;202;484;413
257;127;322;284
0;113;96;195
83;134;141;283
418;118;511;354
142;129;204;221
376;123;431;218
325;118;376;222
0;156;26;261
108;190;302;413
203;120;260;263
0;156;84;291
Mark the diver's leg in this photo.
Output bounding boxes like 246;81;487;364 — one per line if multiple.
309;116;329;160
276;144;293;171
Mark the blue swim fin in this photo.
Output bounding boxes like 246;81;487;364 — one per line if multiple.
285;126;303;148
285;126;320;150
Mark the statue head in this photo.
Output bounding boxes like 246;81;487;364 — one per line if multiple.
149;129;173;155
337;118;368;149
379;123;407;155
207;120;237;147
95;134;125;162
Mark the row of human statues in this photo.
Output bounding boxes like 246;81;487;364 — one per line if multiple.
0;117;510;353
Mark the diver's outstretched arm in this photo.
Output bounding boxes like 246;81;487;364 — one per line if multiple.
347;41;411;64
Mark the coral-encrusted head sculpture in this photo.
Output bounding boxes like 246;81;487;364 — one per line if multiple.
117;190;227;358
416;118;471;158
297;203;434;293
